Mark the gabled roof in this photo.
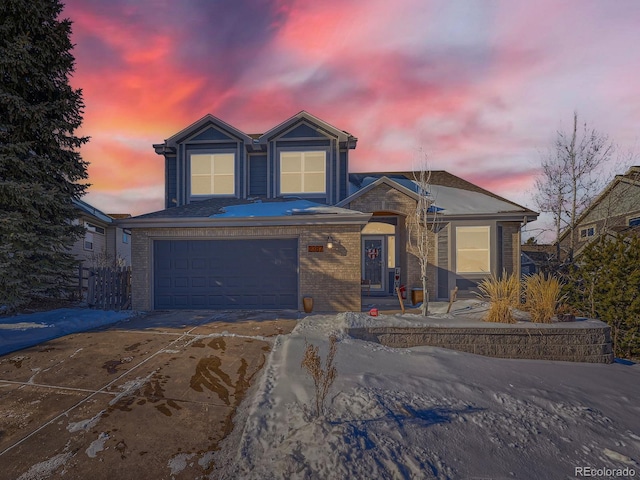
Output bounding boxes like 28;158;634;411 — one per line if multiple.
557;165;640;243
153;111;357;154
259;111;357;146
340;172;538;220
73;198;113;224
154;114;253;152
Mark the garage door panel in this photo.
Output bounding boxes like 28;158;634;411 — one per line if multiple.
191;295;207;306
174;259;189;270
154;239;298;309
173;295;189;307
278;294;297;305
191;259;207;269
244;295;260;306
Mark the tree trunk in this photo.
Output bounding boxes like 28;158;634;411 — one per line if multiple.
421;275;429;316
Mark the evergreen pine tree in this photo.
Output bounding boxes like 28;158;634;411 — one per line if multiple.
565;235;640;358
0;0;89;310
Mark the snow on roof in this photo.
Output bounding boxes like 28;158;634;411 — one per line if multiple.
349;174;531;216
212;199;365;218
428;183;526;215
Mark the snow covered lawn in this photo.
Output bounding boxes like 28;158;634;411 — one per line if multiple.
213;310;640;479
0;309;135;356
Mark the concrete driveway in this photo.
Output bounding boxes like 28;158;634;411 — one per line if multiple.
0;310;298;479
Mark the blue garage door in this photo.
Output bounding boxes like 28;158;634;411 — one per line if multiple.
154;239;298;309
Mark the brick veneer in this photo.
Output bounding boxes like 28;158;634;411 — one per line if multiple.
345;183;437;295
131;225;362;312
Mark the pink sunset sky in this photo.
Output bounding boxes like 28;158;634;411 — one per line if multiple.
63;0;640;234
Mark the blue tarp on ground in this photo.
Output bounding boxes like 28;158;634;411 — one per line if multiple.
0;308;135;356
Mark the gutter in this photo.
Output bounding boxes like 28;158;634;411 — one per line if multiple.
432;212;539;223
117;213;373;229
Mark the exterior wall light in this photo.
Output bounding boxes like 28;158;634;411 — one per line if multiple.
327;235;335;249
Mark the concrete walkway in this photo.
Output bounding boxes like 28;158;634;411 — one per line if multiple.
0;310;298;479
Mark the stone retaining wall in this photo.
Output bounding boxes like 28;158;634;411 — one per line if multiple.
348;324;614;364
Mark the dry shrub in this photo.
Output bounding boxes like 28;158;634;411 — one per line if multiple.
477;272;520;323
523;273;563;324
301;335;338;417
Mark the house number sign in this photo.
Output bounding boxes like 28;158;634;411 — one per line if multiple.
367;248;380;259
308;245;324;252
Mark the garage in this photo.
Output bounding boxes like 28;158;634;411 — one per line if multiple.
153;238;298;309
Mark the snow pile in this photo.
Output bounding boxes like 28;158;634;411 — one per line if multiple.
213;313;640;479
0;309;135;355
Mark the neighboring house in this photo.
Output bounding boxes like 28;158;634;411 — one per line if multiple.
120;111;538;312
557;166;640;260
70;198;132;267
520;243;557;275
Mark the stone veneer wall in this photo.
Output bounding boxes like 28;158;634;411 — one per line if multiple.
131;224;362;312
349;324;614;363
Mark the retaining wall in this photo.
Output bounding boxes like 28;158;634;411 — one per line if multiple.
348;322;614;364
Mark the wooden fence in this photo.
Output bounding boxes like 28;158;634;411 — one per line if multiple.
78;265;131;310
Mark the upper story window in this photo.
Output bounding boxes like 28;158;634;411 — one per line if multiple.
456;226;490;274
280;151;326;195
579;225;595;240
190;153;235;196
628;216;640;227
84;232;94;251
86;222;105;235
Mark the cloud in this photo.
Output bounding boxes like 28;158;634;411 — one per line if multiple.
60;0;640;224
84;186;164;217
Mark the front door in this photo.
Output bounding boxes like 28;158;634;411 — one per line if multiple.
362;236;386;293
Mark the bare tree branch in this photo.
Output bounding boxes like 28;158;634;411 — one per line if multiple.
534;112;616;260
407;149;439;316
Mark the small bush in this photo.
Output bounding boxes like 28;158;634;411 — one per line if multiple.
301;335;338;417
477;272;520;323
523;273;563;323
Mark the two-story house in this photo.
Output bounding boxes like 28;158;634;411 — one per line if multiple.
120;111;537;312
70;198;132;268
557;165;640;260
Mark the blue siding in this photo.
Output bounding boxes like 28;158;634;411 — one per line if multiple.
281;123;328;139
187;142;239;151
249;155;268;196
162;115;353;207
166;157;177;208
275;139;330;148
339;151;348;202
190;127;234;142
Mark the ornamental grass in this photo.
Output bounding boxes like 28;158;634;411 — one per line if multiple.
523;273;564;324
476;272;520;323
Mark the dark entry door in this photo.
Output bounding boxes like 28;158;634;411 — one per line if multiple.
153;239;298;309
362;236;385;293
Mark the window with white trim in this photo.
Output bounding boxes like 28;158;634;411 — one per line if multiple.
579;225;595;239
629;216;640;227
456;226;490;273
190;153;235;195
84;232;94;251
280;151;326;194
